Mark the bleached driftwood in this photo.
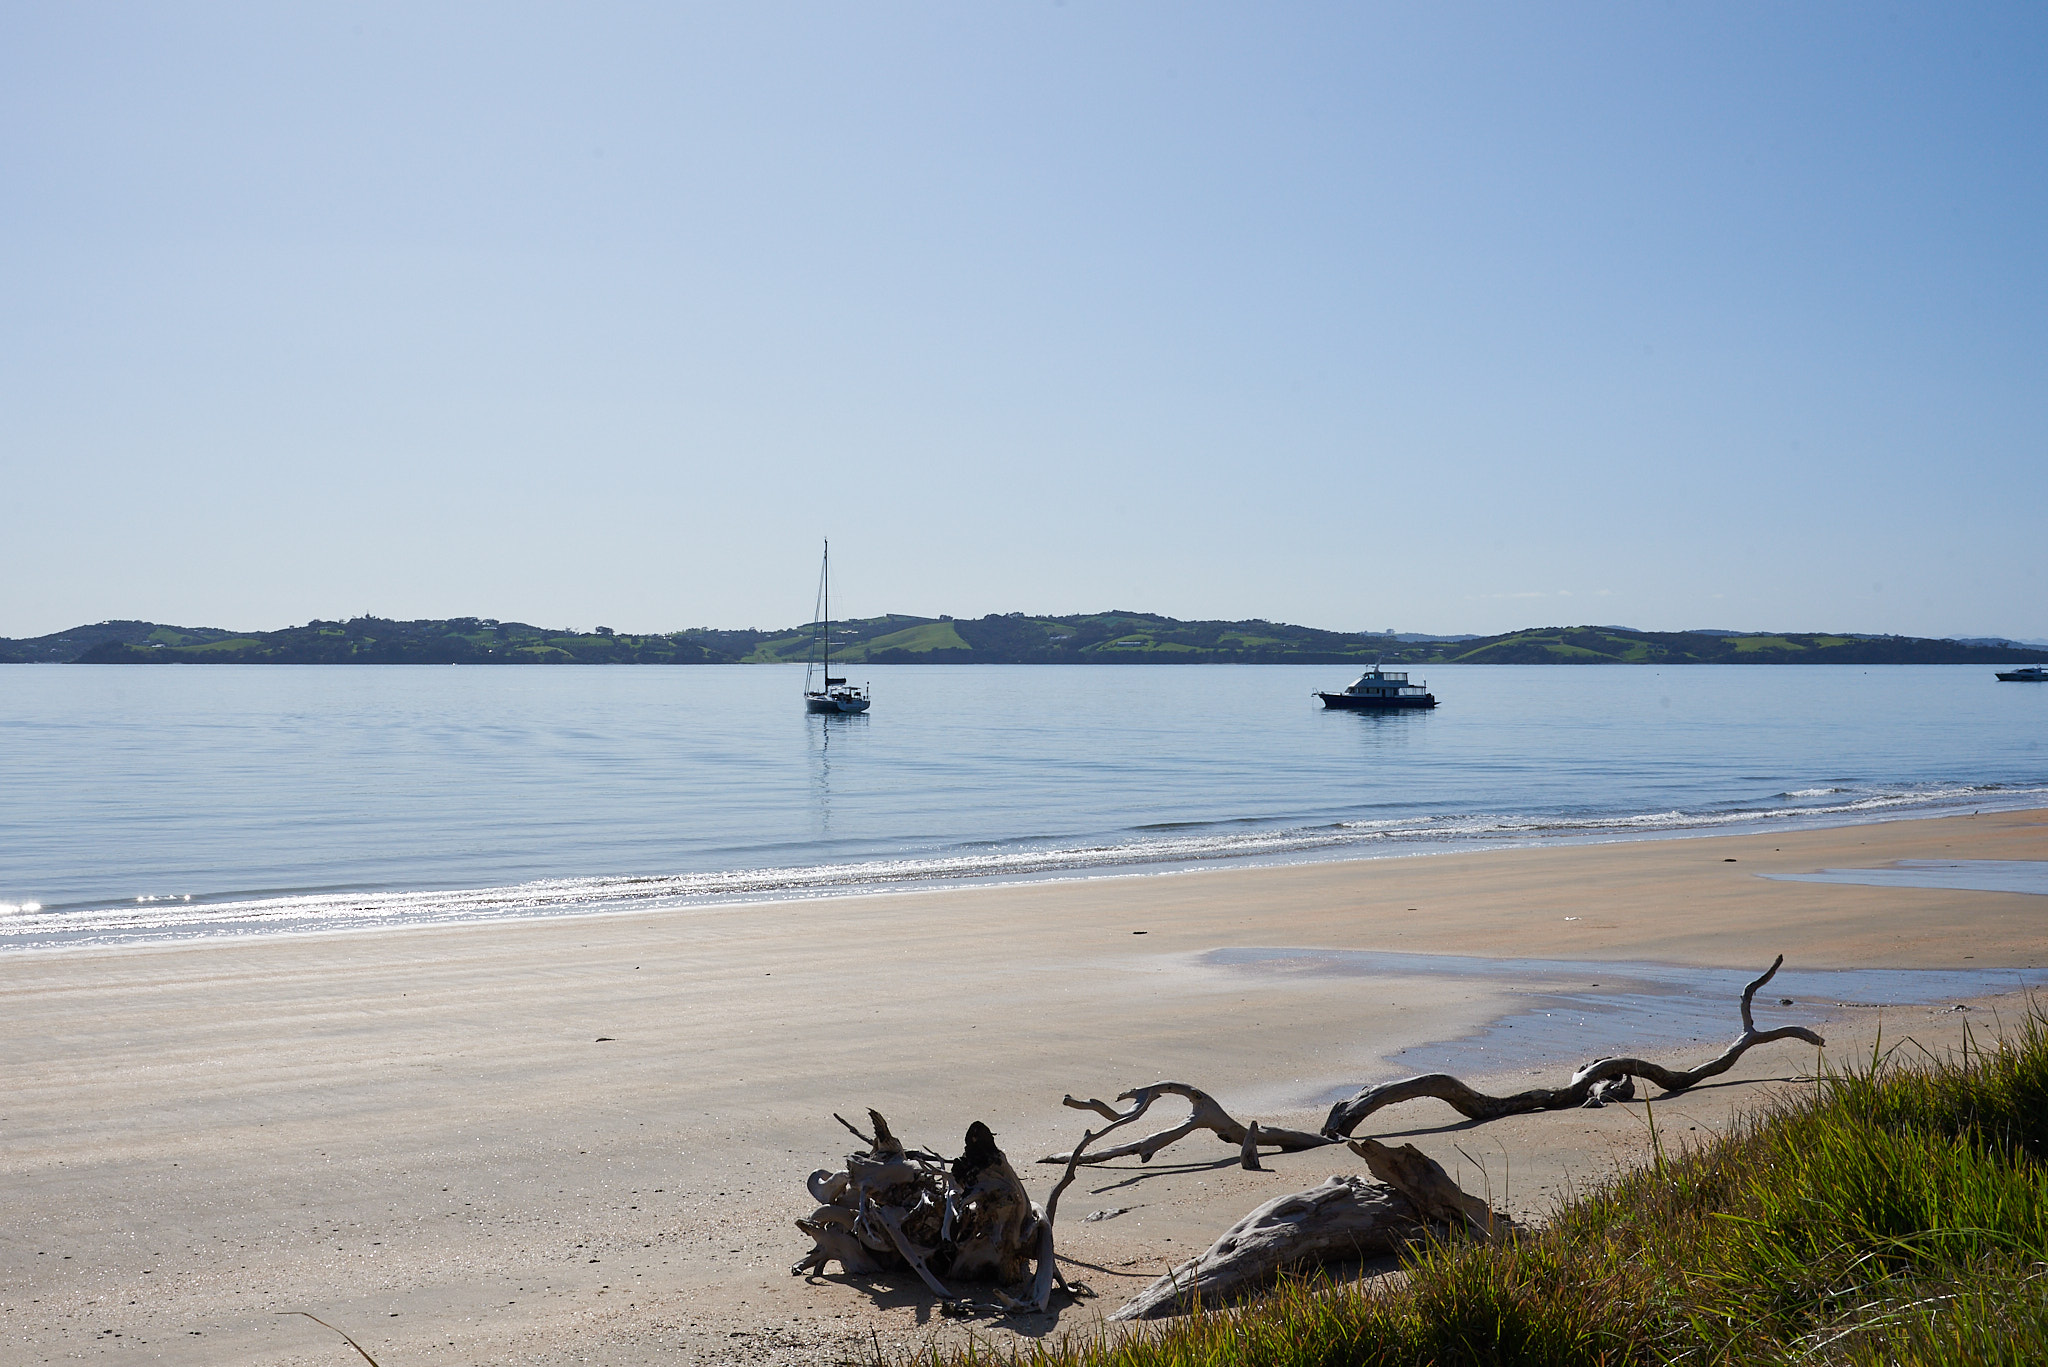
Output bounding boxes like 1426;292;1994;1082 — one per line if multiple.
793;1110;1066;1314
1347;1136;1508;1237
1040;1082;1335;1166
1322;955;1824;1137
1037;959;1820;1168
1107;1175;1423;1321
947;1121;1038;1284
803;958;1818;1322
1081;1118;1510;1318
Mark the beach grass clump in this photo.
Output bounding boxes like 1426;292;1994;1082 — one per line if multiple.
903;1008;2048;1367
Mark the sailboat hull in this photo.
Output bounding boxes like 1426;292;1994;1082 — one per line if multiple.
803;540;872;714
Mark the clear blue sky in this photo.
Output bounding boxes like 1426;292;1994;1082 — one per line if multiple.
5;3;2043;640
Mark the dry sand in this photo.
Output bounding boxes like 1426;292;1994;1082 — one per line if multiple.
4;809;2046;1365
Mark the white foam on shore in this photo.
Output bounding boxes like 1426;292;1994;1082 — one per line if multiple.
7;783;2041;953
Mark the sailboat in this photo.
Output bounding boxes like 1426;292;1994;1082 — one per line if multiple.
804;540;872;714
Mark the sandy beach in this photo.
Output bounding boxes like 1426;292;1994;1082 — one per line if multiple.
4;809;2045;1365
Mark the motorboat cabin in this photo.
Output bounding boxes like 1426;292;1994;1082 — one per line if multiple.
1315;666;1437;710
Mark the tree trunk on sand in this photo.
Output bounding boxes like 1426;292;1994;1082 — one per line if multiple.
1107;1176;1420;1321
1105;1135;1514;1321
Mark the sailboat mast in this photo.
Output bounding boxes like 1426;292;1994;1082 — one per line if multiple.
822;539;829;673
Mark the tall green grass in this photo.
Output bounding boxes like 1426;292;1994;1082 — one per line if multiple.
902;1009;2048;1367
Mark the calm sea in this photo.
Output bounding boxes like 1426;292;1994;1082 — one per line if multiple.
2;663;2044;951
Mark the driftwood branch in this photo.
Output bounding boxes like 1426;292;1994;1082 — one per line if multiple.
276;1312;384;1367
1024;1218;1051;1312
1041;1127;1096;1230
872;1202;955;1300
1036;958;1820;1174
1040;1082;1334;1166
1322;955;1823;1138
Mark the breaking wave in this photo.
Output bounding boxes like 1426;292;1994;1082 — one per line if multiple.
6;780;2039;953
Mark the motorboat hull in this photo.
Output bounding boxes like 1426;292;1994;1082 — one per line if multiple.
1317;691;1436;710
1996;669;2048;682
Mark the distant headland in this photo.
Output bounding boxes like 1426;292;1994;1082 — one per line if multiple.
6;615;2047;666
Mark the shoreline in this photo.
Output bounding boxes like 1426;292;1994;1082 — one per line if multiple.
9;785;2045;957
4;809;2045;1364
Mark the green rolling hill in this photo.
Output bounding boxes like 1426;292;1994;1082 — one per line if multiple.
4;614;2044;667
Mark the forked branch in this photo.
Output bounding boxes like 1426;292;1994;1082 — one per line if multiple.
1034;959;1822;1172
1039;1082;1334;1166
1321;955;1823;1137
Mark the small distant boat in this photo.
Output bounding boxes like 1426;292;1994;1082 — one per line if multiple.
1996;665;2048;682
1316;665;1436;710
804;540;871;714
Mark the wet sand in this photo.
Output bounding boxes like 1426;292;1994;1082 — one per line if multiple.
3;809;2045;1364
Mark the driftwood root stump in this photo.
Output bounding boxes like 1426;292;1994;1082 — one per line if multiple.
793;1110;1063;1314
